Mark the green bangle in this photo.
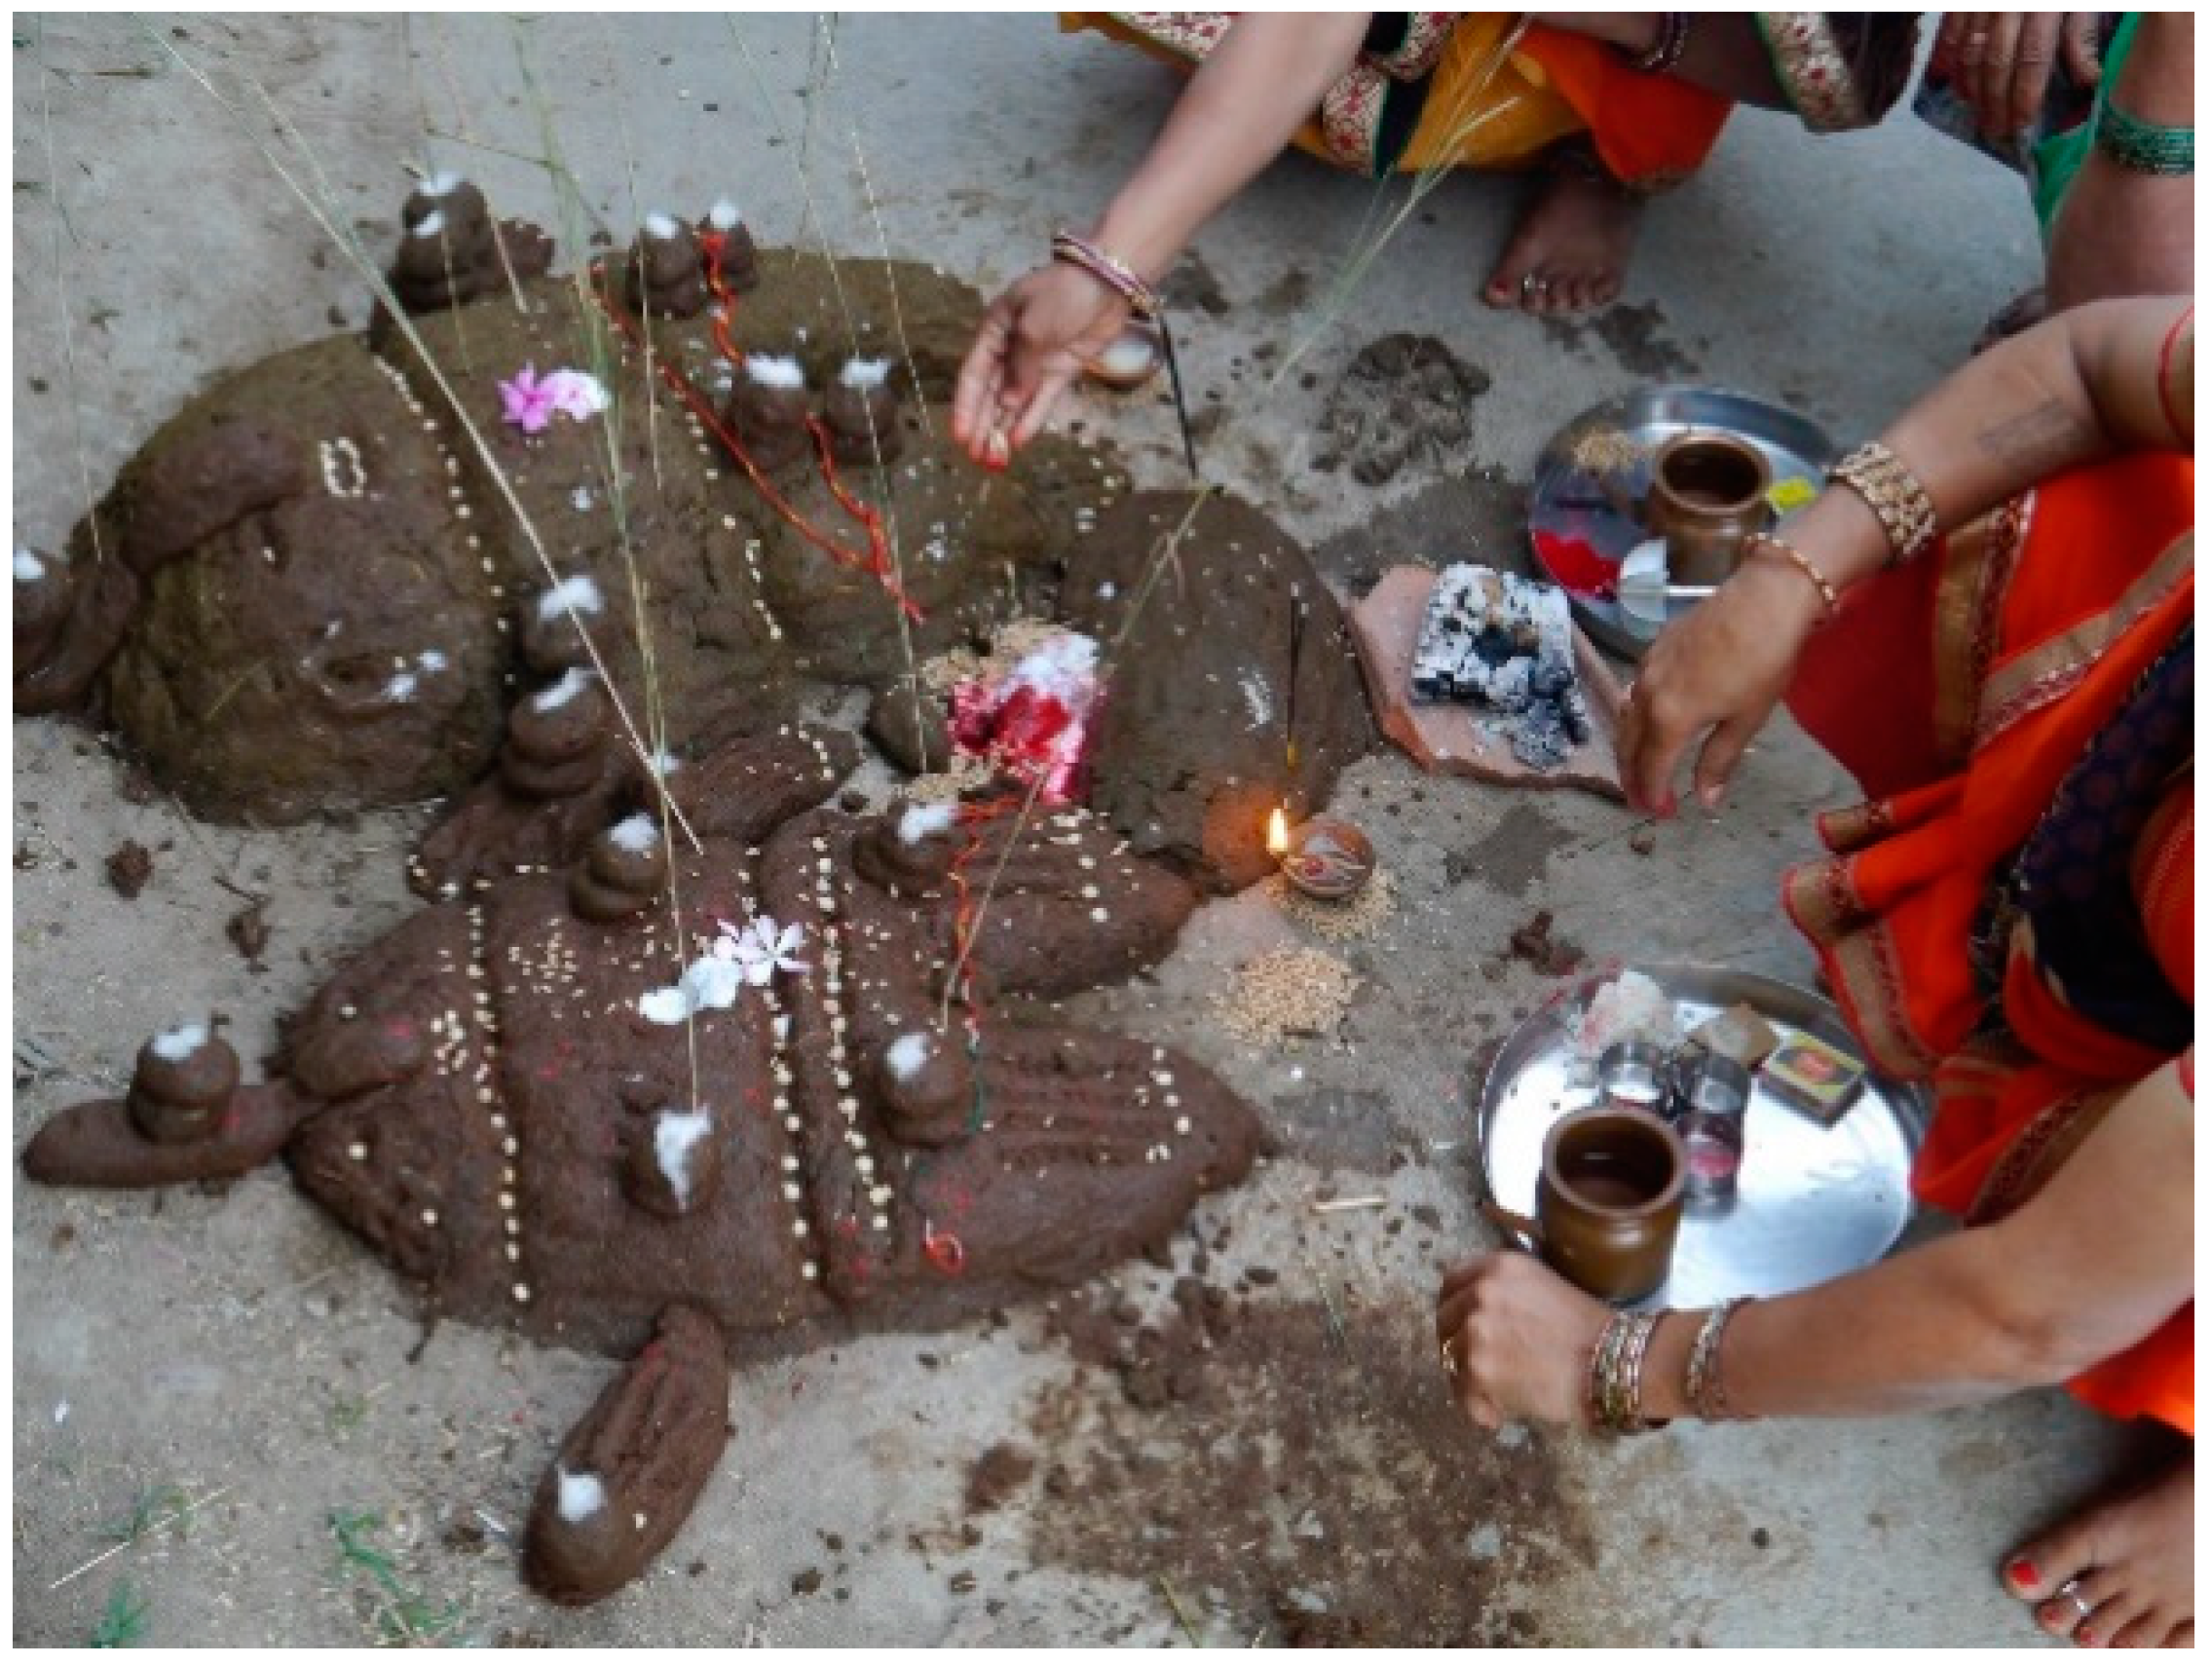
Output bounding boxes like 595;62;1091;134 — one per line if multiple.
2095;98;2193;176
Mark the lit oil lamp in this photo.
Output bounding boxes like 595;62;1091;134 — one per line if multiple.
1268;807;1375;901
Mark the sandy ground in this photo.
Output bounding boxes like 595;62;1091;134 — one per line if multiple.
13;14;2138;1646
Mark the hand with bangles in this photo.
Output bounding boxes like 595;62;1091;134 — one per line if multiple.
1435;1250;1611;1431
1617;296;2193;818
952;260;1132;467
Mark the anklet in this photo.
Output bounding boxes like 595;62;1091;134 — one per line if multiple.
2095;98;2193;176
1050;230;1160;320
1747;533;1840;623
1828;440;1937;566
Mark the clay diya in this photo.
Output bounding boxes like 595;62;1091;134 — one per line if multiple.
1267;808;1375;901
1641;432;1772;588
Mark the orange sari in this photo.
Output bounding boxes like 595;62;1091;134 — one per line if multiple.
1061;14;1729;187
1782;450;2195;1435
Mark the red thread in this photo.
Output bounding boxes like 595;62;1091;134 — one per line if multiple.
585;260;920;621
2156;304;2193;446
922;1218;966;1274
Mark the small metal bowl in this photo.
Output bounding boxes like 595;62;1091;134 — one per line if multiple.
1595;1040;1670;1117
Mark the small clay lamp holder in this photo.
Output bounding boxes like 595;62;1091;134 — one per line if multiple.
874;1031;974;1149
624;1104;721;1218
1270;813;1376;902
14;548;72;667
127;1026;240;1146
824;359;904;466
502;669;614;800
570;814;672;923
626;211;708;320
726;356;814;473
697;201;759;291
1642;432;1772;589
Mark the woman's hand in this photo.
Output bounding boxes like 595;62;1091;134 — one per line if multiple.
1931;13;2102;142
1436;1252;1610;1430
951;263;1129;465
1614;556;1826;816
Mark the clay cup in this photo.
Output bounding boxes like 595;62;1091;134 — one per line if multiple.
1486;1109;1686;1304
1642;433;1772;588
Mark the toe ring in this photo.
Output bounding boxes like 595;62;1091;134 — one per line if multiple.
2056;1577;2094;1623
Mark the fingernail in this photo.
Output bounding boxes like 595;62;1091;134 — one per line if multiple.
1698;783;1723;811
2006;1558;2037;1591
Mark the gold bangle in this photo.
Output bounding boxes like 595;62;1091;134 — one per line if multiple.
1748;533;1840;622
1684;1299;1742;1420
1828;440;1936;566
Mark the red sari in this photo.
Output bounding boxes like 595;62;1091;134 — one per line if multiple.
1782;450;2194;1435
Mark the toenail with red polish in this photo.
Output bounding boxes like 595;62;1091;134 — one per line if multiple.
2006;1558;2037;1591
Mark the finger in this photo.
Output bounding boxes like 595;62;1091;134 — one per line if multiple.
1930;12;1966;78
1691;710;1761;812
951;308;1014;446
1008;359;1080;448
1435;1287;1481;1347
1975;12;2024;139
2060;13;2102;88
1437;1256;1494;1306
2006;12;2061;135
1455;1381;1505;1431
1613;682;1648;810
1627;688;1688;818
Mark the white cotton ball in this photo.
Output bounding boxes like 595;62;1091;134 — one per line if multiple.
885;1032;934;1081
708;200;741;230
898;802;956;845
555;1468;607;1522
644;210;680;241
839;358;891;391
530;666;595;711
14;548;45;584
537;575;605;621
150;1023;208;1061
653;1107;714;1208
606;814;660;853
743;354;806;391
410;209;446;240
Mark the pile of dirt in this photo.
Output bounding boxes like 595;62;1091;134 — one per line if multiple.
1313;333;1491;488
1028;1289;1593;1645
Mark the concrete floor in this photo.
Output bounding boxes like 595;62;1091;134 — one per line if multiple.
13;14;2121;1646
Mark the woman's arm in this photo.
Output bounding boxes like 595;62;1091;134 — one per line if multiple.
952;14;1371;460
1618;294;2193;814
1439;1058;2193;1429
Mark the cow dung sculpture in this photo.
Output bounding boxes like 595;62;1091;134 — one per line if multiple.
16;179;1377;1604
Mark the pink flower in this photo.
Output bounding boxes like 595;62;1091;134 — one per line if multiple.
543;369;610;422
499;363;557;435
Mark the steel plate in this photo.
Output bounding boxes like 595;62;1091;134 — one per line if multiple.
1477;963;1928;1309
1529;387;1838;660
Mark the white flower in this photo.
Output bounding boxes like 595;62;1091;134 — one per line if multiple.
719;915;806;986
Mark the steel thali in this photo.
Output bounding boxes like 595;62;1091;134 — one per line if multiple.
1477;963;1930;1310
1528;386;1838;660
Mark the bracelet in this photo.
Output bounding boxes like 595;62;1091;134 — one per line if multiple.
1747;533;1840;623
1589;1309;1668;1434
1683;1299;1745;1420
1828;440;1937;566
2095;97;2193;176
1625;13;1690;75
1050;230;1160;320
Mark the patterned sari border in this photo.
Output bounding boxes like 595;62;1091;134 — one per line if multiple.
1967;1088;2117;1225
1975;532;2195;749
1754;13;1868;132
1930;493;2032;767
1781;854;1943;1078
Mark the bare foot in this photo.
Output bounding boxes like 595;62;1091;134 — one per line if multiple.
1482;164;1643;316
2004;1457;2194;1647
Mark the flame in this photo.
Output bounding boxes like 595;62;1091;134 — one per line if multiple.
1266;807;1290;856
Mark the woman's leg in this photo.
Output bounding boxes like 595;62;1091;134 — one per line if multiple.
1481;143;1644;315
2005;1453;2195;1647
